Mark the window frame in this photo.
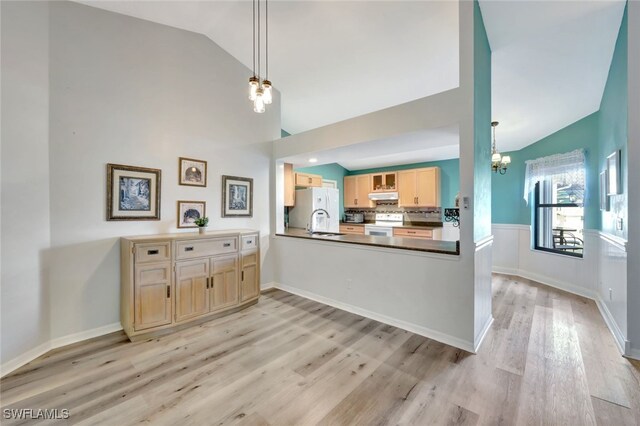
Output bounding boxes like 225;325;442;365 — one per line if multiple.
533;181;584;258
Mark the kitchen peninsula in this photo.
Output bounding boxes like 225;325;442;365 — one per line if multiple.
278;227;459;255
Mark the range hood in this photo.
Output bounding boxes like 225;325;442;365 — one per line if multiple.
368;192;399;201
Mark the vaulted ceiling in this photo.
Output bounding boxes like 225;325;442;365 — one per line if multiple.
77;0;626;156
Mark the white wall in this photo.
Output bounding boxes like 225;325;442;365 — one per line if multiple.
1;1;52;371
627;0;640;359
1;1;280;373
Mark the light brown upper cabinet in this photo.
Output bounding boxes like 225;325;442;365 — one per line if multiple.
295;172;322;188
371;172;397;192
284;163;295;207
344;175;375;208
398;167;440;207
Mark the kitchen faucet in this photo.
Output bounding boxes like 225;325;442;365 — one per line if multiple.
308;208;330;234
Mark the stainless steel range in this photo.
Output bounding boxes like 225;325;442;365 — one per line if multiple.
364;213;403;237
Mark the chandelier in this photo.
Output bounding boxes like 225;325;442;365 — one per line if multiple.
491;121;510;174
248;0;273;113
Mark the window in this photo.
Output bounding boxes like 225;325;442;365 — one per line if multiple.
525;149;585;258
534;179;584;257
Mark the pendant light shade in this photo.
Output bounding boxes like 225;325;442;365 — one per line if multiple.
262;80;273;105
491;121;510;175
248;0;274;113
253;88;265;113
248;76;259;101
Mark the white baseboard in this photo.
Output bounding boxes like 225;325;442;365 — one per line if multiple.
595;296;630;356
474;315;494;352
493;268;596;301
260;281;277;291
49;322;122;350
0;341;52;378
626;348;640;361
1;322;123;378
272;282;476;353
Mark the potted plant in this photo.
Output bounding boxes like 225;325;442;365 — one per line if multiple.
194;216;209;234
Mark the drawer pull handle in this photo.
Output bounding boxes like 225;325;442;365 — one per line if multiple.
147;249;159;255
185;247;194;252
223;243;231;247
408;231;416;234
167;286;171;298
246;240;252;244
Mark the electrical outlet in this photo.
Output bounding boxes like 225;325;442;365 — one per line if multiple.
609;288;613;301
616;217;623;231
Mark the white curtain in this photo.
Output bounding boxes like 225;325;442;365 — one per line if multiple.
523;149;585;202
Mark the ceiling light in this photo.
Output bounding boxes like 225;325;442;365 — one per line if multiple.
248;0;274;113
491;121;509;175
309;158;318;163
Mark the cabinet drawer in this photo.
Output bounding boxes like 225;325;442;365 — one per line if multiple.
393;228;433;239
241;234;259;251
339;224;365;235
176;237;238;260
135;242;171;264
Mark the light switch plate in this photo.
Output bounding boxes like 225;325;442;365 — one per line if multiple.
616;217;623;230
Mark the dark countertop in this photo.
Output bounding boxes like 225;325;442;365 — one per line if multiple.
340;221;443;229
277;228;459;255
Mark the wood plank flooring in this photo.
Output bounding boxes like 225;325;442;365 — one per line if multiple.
1;274;639;425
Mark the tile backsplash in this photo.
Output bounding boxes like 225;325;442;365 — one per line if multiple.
345;201;441;223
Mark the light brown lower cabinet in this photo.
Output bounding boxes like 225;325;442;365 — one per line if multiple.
339;224;365;235
393;228;433;239
121;231;260;340
241;249;260;302
133;262;173;330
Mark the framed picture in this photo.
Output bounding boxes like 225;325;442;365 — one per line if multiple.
177;200;206;228
606;150;621;195
222;175;253;217
599;171;609;211
106;163;161;221
179;157;207;187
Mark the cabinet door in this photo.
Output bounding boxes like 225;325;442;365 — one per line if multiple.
211;254;239;312
416;167;440;207
134;262;172;330
355;174;374;207
397;170;417;207
343;176;357;208
175;259;209;322
240;250;260;302
284;163;295;207
310;175;323;187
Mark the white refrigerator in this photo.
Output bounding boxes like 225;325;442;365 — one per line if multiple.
289;187;340;233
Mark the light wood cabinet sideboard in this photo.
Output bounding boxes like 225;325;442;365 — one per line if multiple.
121;230;260;340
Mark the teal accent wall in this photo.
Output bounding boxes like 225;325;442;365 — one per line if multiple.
281;129;291;138
598;6;627;239
294;163;349;219
347;158;460;216
473;0;492;241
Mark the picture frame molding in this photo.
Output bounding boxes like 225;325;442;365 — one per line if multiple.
177;200;207;228
599;170;610;211
106;163;161;221
606;150;622;196
221;175;253;218
179;157;208;187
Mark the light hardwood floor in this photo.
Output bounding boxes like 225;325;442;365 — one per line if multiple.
1;274;639;425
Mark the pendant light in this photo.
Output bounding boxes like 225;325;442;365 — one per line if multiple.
248;0;273;113
491;121;511;175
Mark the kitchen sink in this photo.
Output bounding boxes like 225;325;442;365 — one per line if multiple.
311;232;345;237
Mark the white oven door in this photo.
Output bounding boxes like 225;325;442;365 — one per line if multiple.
364;226;393;237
